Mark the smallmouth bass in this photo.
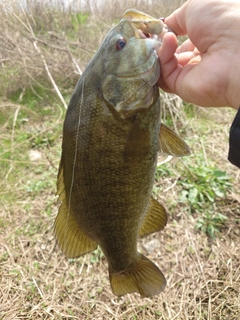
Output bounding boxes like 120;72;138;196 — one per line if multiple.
55;9;190;298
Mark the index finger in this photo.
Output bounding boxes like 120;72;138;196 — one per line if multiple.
164;1;188;36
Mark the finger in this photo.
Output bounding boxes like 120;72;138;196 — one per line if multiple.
176;39;195;53
177;51;202;66
158;32;178;64
164;1;189;36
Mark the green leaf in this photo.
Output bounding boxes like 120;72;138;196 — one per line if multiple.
188;187;198;203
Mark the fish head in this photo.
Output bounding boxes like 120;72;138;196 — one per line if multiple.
94;9;168;118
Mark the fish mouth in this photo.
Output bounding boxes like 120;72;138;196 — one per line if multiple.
134;23;168;42
123;8;169;42
136;29;162;47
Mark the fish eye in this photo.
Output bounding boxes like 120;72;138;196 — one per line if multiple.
116;37;126;50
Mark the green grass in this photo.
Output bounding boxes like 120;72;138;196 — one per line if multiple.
178;164;232;210
155;150;234;237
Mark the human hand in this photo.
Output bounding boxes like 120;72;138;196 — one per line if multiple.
158;0;240;110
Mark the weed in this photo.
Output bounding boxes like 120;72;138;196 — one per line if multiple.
90;247;104;264
155;155;233;237
33;262;40;270
155;163;172;179
67;308;75;316
25;166;56;197
178;165;232;212
71;12;89;30
177;161;233;236
195;212;227;238
183;101;198;118
29;282;35;294
0;253;9;263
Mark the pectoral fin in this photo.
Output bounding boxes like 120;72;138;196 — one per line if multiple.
55;161;97;258
159;123;190;156
139;197;167;238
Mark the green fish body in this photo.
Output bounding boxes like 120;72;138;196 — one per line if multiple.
55;9;190;297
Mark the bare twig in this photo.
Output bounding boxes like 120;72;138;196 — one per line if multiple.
32;40;68;109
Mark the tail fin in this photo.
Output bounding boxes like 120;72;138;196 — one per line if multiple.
109;254;166;297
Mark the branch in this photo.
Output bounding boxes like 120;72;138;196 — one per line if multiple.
33;40;68;109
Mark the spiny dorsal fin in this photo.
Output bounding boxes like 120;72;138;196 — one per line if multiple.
55;159;97;258
110;253;166;297
159;123;190;156
139;197;167;238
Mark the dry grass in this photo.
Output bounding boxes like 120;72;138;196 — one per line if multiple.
1;178;239;319
0;1;240;319
0;0;185;99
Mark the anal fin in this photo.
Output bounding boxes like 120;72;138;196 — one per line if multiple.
139;197;167;238
159;123;190;156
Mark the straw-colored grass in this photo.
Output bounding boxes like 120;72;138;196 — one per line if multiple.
0;1;239;319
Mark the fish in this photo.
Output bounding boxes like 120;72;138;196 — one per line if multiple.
54;9;190;298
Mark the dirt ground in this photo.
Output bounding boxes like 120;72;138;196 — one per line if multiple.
1;107;239;320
